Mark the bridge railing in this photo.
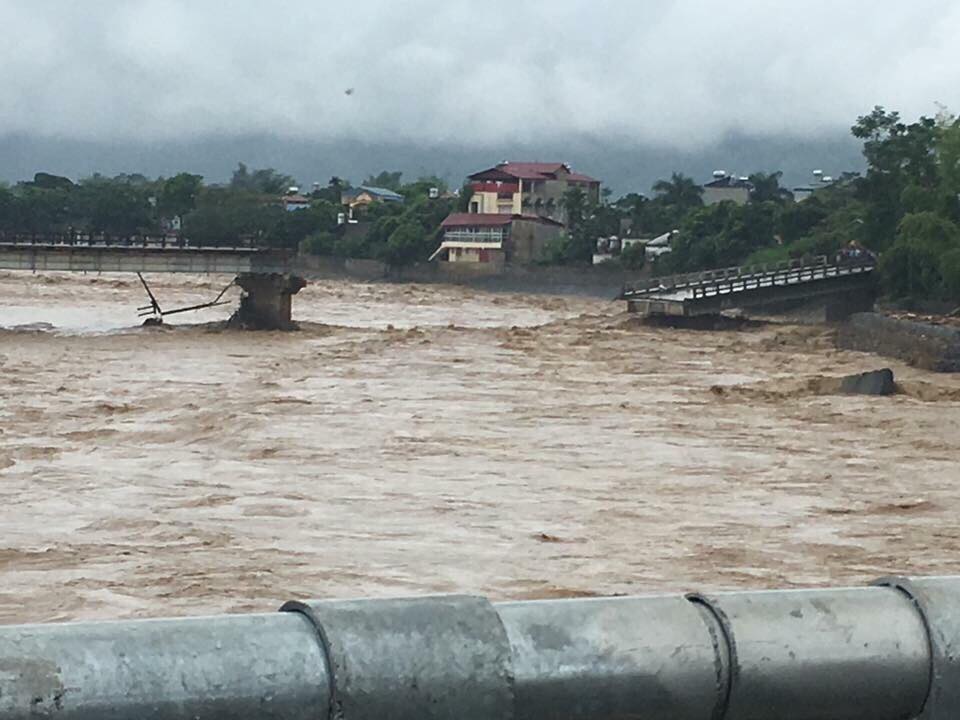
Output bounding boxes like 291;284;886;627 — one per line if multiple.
621;255;833;299
0;231;261;251
690;255;877;299
0;575;957;720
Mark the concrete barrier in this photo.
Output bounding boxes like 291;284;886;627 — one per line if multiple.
838;313;960;372
1;576;958;719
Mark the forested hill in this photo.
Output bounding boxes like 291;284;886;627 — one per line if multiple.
0;132;863;197
3;107;959;306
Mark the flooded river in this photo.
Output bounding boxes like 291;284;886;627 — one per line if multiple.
1;270;959;624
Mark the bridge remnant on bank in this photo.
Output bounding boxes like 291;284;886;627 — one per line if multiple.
0;574;958;719
0;232;305;330
622;255;877;320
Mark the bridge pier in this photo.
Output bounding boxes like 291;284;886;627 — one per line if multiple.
229;273;306;330
824;287;877;322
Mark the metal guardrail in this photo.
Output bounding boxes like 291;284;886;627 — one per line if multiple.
622;255;835;299
1;575;958;719
690;257;876;300
0;231;259;251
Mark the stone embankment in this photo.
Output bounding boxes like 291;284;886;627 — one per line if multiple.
837;312;960;372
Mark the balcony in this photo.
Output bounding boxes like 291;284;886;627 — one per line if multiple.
443;228;507;244
471;182;519;198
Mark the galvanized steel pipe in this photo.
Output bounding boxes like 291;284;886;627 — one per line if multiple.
0;613;327;720
0;575;958;720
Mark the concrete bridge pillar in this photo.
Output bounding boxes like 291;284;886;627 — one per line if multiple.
824;286;877;322
229;273;306;330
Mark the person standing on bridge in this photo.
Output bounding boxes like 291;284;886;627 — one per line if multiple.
837;240;875;265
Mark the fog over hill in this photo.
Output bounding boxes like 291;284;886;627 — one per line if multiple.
0;132;864;197
2;0;956;193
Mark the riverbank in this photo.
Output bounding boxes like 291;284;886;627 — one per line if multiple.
838;312;960;372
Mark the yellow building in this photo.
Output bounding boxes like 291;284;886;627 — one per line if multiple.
429;213;564;266
342;186;406;210
466;162;601;226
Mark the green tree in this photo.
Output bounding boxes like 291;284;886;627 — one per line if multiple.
0;185;15;230
400;176;447;202
613;192;647;217
230;163;295;195
779;197;830;244
73;176;152;235
852;107;939;249
939;247;960;302
184;187;271;245
879;211;960;300
935;117;960;221
539;186;623;264
748;171;785;203
10;186;71;232
557;186;590;262
263;200;340;249
31;172;74;191
158;173;203;218
619;242;646;270
300;230;338;256
380;221;423;266
659;201;779;274
652;173;703;211
795;204;867;258
314;176;348;204
363;170;403;191
562;186;587;229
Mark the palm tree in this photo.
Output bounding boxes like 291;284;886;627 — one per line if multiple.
747;171;784;203
652;173;703;209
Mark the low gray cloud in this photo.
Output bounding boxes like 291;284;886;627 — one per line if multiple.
1;0;957;148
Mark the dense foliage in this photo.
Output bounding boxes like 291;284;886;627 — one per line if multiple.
4;107;960;299
547;108;960;305
0;166;453;266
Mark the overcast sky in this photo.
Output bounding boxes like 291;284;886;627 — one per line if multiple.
1;0;957;150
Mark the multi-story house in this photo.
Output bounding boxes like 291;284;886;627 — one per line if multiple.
428;213;564;266
702;173;752;206
465;162;601;225
430;161;600;267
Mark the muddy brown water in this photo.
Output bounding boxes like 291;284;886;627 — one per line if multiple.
1;271;959;624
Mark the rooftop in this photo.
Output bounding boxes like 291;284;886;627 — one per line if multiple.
441;213;565;229
344;186;406;202
469;162;599;185
704;175;752;189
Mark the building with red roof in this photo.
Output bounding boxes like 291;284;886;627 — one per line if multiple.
430;161;600;267
281;193;311;212
429;213;564;266
465;161;600;226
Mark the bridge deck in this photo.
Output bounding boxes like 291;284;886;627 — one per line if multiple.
0;235;292;275
623;256;876;317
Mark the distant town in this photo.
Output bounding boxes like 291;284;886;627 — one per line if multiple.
1;106;959;307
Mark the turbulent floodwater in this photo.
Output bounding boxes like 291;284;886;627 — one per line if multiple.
1;270;959;624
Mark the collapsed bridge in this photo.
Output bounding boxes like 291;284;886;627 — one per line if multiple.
621;255;877;320
0;233;305;329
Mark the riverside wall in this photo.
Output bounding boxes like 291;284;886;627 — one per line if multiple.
837;312;960;372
